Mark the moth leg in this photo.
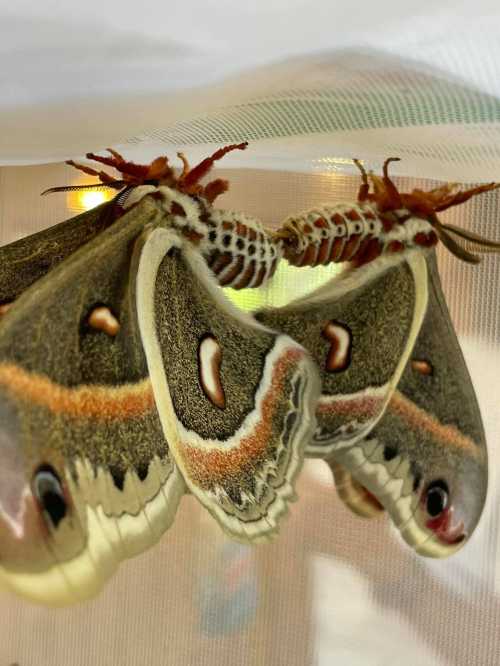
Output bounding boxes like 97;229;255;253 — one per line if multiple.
105;147;127;163
176;152;191;179
358;157;403;212
65;160;119;186
178;142;248;191
433;181;500;212
380;157;403;208
353;158;370;202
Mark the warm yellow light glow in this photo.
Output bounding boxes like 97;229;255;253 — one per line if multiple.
78;189;109;211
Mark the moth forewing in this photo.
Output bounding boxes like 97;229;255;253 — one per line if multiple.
135;226;321;543
0;196;186;605
0;200;118;306
325;252;488;557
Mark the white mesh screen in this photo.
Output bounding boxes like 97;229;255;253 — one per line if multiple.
1;33;500;666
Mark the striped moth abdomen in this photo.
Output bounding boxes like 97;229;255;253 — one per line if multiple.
42;148;500;296
276;159;500;267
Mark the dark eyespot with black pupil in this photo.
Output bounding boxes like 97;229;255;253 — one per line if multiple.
383;445;398;461
425;480;449;517
136;463;149;482
208;230;217;242
236;238;245;250
222;234;231;247
33;464;67;528
248;244;256;256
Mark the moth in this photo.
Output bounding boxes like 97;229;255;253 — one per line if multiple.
258;161;500;558
0;145;498;606
0;144;322;605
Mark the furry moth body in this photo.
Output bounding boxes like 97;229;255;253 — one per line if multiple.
0;144;499;605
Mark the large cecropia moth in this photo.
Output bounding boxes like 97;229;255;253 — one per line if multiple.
0;144;498;605
257;251;487;557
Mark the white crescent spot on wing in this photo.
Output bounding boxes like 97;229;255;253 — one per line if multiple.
88;306;120;336
198;335;226;409
323;321;352;371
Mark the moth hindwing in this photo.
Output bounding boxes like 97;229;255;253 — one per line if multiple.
259;250;487;556
135;225;320;543
0;189;320;605
328;251;487;557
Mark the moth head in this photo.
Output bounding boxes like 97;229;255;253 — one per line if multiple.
403;444;487;557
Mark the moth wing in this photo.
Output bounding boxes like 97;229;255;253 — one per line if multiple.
256;253;429;456
329;251;488;556
135;227;320;543
0;196;185;605
0;200;119;305
328;460;385;519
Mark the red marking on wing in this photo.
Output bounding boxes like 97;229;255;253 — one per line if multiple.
426;508;465;545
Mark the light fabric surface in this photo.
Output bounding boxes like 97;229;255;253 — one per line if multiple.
1;2;500;665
